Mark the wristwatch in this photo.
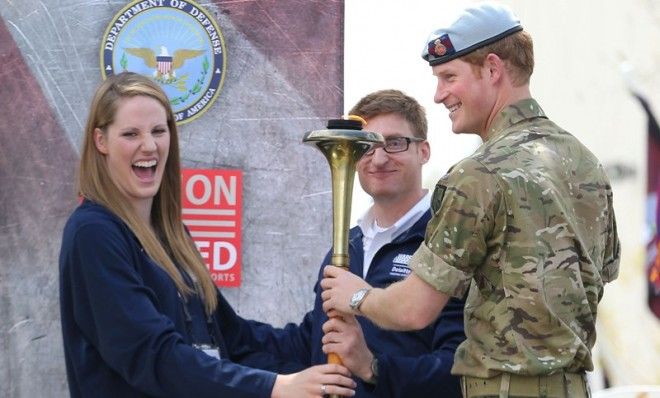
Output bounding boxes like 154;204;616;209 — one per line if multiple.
349;288;371;313
366;357;379;384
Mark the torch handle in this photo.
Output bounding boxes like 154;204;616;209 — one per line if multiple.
302;128;383;398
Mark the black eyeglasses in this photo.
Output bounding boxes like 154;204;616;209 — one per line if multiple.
365;136;425;155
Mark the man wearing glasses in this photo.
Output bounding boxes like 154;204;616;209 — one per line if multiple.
245;89;466;397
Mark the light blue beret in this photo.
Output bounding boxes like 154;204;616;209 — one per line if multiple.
421;2;522;66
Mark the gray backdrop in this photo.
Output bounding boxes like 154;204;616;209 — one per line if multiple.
0;1;344;396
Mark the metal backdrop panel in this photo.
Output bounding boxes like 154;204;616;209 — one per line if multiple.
0;1;343;396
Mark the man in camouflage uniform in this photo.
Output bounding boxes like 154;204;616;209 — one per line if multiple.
321;3;620;397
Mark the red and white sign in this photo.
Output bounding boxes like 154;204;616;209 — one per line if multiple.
181;169;242;287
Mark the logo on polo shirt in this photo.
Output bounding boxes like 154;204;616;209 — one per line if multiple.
390;253;412;278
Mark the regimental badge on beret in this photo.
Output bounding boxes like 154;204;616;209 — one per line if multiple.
427;34;455;58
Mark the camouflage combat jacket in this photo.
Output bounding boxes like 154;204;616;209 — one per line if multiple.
409;98;620;377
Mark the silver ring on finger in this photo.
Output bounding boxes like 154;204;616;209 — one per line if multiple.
321;384;327;395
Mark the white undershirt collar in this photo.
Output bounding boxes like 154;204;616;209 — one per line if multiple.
357;190;430;278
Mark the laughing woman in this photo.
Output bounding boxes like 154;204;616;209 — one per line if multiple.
58;72;355;398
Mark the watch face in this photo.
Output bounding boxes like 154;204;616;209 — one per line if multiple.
350;288;368;310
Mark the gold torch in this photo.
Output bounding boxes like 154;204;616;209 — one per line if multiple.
303;118;383;396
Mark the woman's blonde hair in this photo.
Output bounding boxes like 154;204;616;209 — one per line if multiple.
78;72;217;313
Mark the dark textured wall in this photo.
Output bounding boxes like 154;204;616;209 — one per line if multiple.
0;1;343;396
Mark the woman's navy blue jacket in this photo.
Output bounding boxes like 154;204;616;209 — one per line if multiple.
59;201;296;398
245;210;467;398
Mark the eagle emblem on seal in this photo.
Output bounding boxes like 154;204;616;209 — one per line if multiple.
126;46;204;82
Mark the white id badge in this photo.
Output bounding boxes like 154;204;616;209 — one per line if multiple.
194;344;221;360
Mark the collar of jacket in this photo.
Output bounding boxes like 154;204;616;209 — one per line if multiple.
349;209;432;249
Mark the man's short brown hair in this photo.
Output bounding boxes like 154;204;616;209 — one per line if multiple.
462;30;534;86
349;89;428;140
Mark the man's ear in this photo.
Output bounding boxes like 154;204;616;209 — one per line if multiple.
94;128;108;154
485;53;505;82
419;140;431;165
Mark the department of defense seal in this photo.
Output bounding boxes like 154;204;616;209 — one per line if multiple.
101;0;226;124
